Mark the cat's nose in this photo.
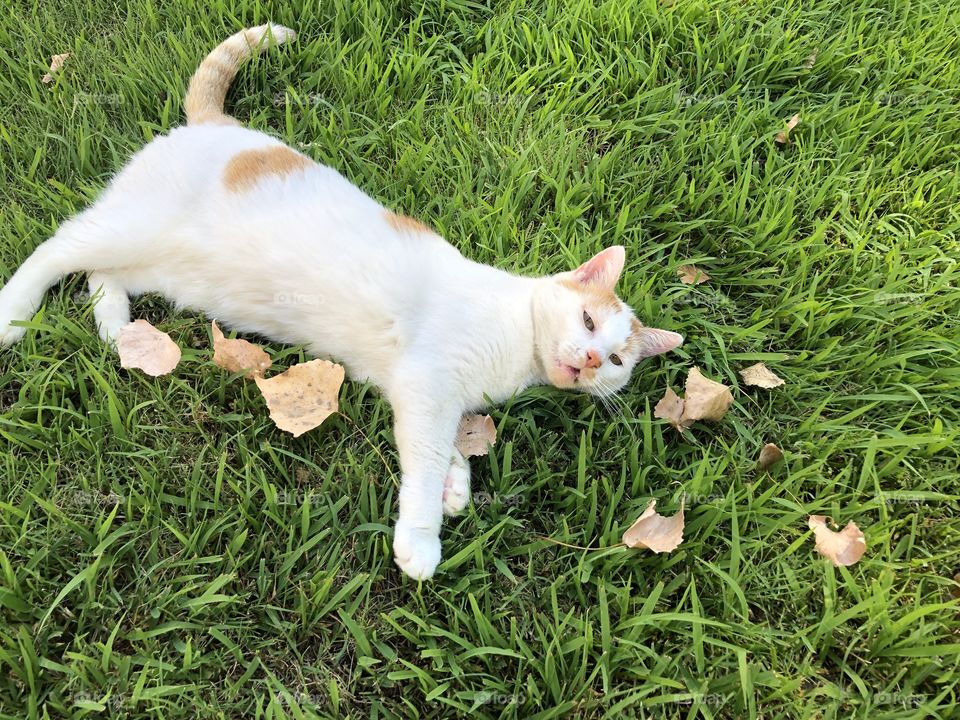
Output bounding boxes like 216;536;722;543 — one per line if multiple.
585;349;602;369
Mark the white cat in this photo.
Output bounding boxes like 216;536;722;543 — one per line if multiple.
0;25;683;579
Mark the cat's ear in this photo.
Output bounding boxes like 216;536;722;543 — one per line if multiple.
632;324;684;359
572;246;625;291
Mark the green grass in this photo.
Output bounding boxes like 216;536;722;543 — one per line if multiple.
1;0;959;717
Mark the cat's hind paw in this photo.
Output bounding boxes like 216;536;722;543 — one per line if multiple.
442;453;471;516
393;522;442;580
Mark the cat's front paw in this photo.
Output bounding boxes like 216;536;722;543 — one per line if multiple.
442;453;471;516
393;522;442;580
0;303;30;346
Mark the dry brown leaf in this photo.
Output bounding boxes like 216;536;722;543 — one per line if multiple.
757;443;784;472
808;515;867;567
254;359;344;437
677;264;710;285
739;362;785;389
622;499;685;553
455;414;497;457
802;50;818;69
654;387;687;432
116;319;181;377
42;53;70;83
775;113;801;144
211;320;272;378
681;367;734;423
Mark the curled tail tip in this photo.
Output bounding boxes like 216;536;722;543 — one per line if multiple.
250;23;297;47
185;23;297;126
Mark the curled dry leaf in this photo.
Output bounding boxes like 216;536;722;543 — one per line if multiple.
775;113;801;144
654;387;687;431
757;443;784;472
622;499;685;553
808;515;867;567
254;359;344;437
739;362;785;389
42;53;70;83
677;264;710;285
117;319;181;377
211;320;272;378
117;320;180;377
654;367;734;431
682;367;734;423
455;414;497;457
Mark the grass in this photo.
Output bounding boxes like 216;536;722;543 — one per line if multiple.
1;0;959;717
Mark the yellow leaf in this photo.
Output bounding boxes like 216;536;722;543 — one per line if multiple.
254;359;344;437
116;319;181;377
211;320;272;378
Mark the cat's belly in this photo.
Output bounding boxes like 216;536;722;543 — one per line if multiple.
121;254;406;388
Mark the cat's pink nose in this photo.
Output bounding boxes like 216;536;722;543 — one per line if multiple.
585;349;602;369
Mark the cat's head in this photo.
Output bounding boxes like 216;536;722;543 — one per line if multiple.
534;246;683;396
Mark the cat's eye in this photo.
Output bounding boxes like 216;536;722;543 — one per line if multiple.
610;354;623;366
583;311;594;332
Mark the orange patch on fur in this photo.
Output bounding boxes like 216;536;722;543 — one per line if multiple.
384;210;434;235
625;317;645;354
560;278;622;313
223;146;312;192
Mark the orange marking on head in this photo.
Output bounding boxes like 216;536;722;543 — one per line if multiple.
625;317;645;354
559;278;622;313
384;210;434;235
223;146;313;192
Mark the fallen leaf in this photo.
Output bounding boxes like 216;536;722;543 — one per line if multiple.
455;414;497;457
117;319;182;377
775;113;801;144
739;362;785;389
677;264;710;285
42;53;70;83
622;499;685;553
808;515;867;567
654;387;687;431
757;443;784;472
681;367;734;423
802;50;818;69
211;320;272;378
254;359;344;437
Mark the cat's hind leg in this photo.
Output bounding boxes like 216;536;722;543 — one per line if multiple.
0;206;144;346
87;272;131;344
442;450;471;516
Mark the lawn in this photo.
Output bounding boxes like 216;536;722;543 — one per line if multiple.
1;0;959;717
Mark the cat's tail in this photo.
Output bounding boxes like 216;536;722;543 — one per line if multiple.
184;23;296;126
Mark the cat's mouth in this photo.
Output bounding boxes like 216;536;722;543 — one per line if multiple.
555;360;581;383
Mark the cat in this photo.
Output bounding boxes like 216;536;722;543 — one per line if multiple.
0;25;683;579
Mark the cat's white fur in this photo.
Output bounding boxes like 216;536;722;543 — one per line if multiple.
0;25;683;579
